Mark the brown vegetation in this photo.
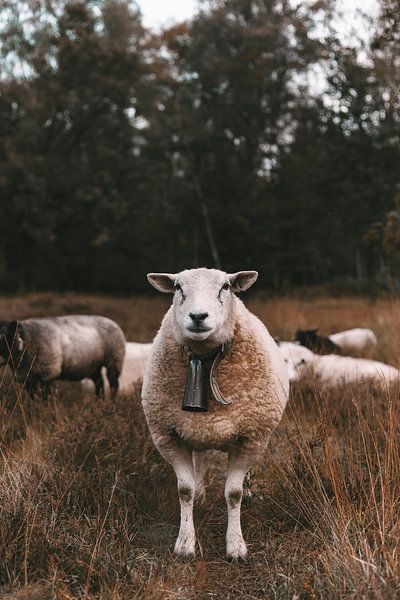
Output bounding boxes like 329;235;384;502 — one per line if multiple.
0;293;400;599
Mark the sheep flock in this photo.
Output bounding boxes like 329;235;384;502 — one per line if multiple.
0;267;399;569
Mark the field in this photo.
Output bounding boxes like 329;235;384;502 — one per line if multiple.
0;292;400;599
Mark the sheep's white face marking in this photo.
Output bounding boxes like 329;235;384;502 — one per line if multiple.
174;270;233;342
285;357;310;382
277;342;314;382
147;268;258;344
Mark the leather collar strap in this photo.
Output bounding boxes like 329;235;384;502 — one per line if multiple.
209;343;231;405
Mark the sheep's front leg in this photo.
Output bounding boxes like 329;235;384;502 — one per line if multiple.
160;441;196;557
225;446;260;561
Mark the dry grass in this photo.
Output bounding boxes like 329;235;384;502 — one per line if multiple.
0;292;400;599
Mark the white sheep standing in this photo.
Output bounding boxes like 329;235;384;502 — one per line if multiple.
329;328;378;352
141;268;289;561
81;341;152;394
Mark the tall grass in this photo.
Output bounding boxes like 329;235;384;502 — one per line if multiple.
0;293;399;598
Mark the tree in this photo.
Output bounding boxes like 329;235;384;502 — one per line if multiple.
0;1;156;291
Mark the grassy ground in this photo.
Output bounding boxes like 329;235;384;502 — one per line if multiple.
0;292;400;599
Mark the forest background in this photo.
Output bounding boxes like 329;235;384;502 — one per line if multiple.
0;0;399;293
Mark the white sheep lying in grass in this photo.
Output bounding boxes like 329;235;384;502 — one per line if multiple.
142;268;289;561
329;328;378;351
278;342;400;386
81;341;152;394
311;354;400;385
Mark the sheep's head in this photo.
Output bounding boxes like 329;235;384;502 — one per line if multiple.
278;341;314;382
0;320;24;363
295;328;319;346
147;267;258;346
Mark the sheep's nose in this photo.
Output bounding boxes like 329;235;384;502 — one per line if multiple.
189;312;209;324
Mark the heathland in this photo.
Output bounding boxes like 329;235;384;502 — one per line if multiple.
0;292;399;599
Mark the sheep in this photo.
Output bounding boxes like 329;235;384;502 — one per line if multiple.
81;341;152;394
0;315;126;398
312;354;400;386
276;341;315;383
141;267;289;561
279;345;400;386
295;328;341;354
329;328;378;352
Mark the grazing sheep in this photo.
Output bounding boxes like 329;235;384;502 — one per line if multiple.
329;328;378;352
81;341;152;394
0;315;126;398
142;268;289;561
295;328;341;354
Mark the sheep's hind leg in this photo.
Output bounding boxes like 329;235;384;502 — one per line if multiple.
225;446;261;562
26;376;49;400
106;365;120;398
40;380;52;402
159;440;196;558
92;368;105;398
26;376;39;399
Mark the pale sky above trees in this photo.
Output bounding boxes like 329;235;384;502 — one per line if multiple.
136;0;197;28
137;0;378;29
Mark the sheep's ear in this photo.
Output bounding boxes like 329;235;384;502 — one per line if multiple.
147;273;177;293
228;271;258;292
6;321;24;351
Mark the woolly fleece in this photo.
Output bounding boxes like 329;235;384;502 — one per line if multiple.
142;297;289;453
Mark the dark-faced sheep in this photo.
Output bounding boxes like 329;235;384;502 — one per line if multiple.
295;328;341;354
0;315;126;398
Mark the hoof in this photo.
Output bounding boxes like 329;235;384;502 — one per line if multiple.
226;541;248;563
174;537;195;559
227;552;248;564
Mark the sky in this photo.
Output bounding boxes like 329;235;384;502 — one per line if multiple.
134;0;380;103
136;0;379;30
136;0;197;29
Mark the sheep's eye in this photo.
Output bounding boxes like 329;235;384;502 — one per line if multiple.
221;282;230;291
174;283;185;300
